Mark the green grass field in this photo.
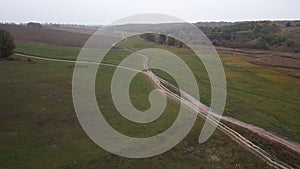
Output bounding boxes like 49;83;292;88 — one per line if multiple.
0;54;270;168
15;42;81;60
3;39;299;168
118;37;300;142
14;40;300;142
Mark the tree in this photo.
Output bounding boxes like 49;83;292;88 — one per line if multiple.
285;22;292;27
141;33;155;42
166;35;175;46
0;29;15;58
154;34;166;44
27;22;42;28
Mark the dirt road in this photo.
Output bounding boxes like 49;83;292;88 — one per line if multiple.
135;52;297;169
15;52;298;168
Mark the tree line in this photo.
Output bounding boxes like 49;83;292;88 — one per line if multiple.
140;33;186;48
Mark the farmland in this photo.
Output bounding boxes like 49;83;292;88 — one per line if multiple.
0;23;299;168
0;54;271;168
13;40;300;143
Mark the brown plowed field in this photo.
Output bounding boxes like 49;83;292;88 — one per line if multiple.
0;24;93;47
1;24;299;77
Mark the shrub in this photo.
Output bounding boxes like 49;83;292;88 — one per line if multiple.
0;29;15;58
27;22;42;28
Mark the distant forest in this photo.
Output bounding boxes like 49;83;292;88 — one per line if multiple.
1;20;300;52
141;21;300;52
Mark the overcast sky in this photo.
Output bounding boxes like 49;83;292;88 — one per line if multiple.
1;0;299;25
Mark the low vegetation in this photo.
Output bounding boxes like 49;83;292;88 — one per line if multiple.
0;29;15;58
119;36;300;143
13;38;300;143
0;54;270;168
1;29;299;168
15;42;80;60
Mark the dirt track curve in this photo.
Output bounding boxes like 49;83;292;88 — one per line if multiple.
15;52;299;169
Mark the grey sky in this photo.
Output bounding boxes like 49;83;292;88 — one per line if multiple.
1;0;299;25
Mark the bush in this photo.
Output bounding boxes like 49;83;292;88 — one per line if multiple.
141;33;155;42
262;42;269;50
166;36;175;46
287;40;294;47
0;29;15;58
285;22;292;27
27;22;42;28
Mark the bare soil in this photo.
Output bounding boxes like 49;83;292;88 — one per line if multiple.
216;47;300;78
0;24;93;47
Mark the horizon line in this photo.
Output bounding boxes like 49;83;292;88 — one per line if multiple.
1;19;300;26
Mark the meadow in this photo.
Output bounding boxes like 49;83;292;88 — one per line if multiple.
2;38;299;168
14;39;300;142
0;53;269;168
119;37;300;143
